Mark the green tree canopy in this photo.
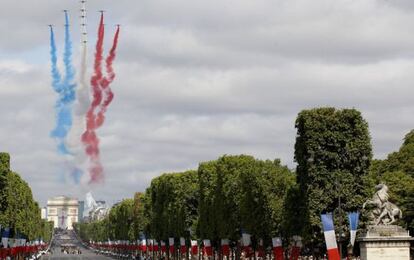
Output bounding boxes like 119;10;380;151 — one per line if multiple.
198;155;295;246
369;129;414;233
0;152;52;242
294;108;372;243
148;170;198;241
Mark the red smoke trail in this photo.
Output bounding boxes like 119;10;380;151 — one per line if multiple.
95;26;120;128
81;14;105;183
82;14;120;184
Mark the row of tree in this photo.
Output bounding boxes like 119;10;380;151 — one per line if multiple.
76;107;414;255
0;152;53;242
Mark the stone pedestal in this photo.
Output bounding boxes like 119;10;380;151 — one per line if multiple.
358;225;413;260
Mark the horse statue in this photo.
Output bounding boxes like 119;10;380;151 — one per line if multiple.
362;183;403;225
376;201;402;225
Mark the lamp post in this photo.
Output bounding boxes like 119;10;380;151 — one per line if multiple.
334;174;344;259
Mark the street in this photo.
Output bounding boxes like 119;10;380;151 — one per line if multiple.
40;230;112;260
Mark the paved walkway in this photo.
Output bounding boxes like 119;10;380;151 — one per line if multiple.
40;230;112;260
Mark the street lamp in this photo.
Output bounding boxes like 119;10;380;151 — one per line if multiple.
334;173;345;259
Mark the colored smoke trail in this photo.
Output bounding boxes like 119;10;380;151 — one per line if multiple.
49;12;76;155
49;27;62;100
95;26;120;127
82;13;104;160
82;14;120;184
68;0;90;184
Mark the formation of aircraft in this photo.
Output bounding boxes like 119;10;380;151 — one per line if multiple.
49;6;119;43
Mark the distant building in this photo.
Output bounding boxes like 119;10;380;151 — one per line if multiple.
78;201;85;222
41;207;47;219
47;196;79;230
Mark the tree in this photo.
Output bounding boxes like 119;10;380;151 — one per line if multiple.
294;108;372;245
198;155;245;242
0;152;52;242
369;130;414;233
131;192;149;239
239;158;295;245
107;199;134;240
198;155;295;247
148;170;198;241
0;153;10;213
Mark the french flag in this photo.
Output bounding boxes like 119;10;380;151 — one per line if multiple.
241;232;253;257
272;237;284;260
348;212;359;246
221;239;230;257
191;240;198;255
321;213;340;260
153;240;159;252
257;239;265;257
203;239;212;256
161;240;166;253
180;237;187;254
290;236;302;260
141;238;147;252
1;228;10;248
148;239;153;252
169;237;175;254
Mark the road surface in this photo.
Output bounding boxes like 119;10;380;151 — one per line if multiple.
40;229;112;260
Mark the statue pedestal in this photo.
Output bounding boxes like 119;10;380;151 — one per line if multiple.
358;225;413;260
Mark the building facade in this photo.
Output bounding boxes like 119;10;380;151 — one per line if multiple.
47;196;79;230
78;201;84;223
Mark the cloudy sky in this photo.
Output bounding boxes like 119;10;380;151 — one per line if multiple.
0;0;413;206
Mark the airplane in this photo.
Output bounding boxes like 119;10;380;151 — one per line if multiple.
63;9;68;13
81;23;87;26
80;15;86;18
98;10;105;14
81;0;86;3
116;24;121;27
48;24;53;28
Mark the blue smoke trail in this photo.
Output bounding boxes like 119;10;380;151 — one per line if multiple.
50;12;76;155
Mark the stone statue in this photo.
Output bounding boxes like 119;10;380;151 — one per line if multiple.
362;183;402;225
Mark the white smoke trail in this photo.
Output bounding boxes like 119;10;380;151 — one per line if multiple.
68;0;90;184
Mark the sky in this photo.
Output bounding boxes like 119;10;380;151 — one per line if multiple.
0;0;413;207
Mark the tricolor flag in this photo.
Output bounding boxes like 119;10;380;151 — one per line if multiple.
348;212;359;246
290;236;302;260
191;240;198;255
241;232;253;257
141;237;147;251
241;232;251;247
203;239;212;256
161;240;167;253
153;240;159;251
221;239;230;256
257;239;265;257
180;237;187;254
148;239;153;252
272;237;284;260
321;213;340;260
169;237;175;254
1;228;10;248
